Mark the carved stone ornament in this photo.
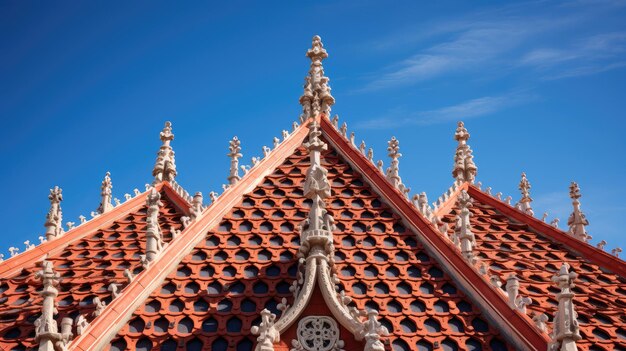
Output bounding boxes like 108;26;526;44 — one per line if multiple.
291;316;344;351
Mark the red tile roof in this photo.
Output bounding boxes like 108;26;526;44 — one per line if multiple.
109;140;513;351
439;184;626;351
0;185;187;351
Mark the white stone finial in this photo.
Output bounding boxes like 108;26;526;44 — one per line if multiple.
92;297;106;317
227;137;242;185
8;246;19;257
190;192;203;220
340;122;347;137
143;188;164;265
506;273;532;314
533;313;549;333
517;172;534;216
44;186;64;241
24;240;34;251
490;275;503;289
551;218;560;228
98;171;114;214
612;247;622;257
152;121;177;184
452;121;477;183
251;309;279;351
331;114;339;128
78;215;86;224
567;182;590;242
386;137;403;189
123;269;134;284
596;240;607;250
455;190;477;264
273;137;280;149
75;315;89;336
34;260;65;349
299;35;335;120
359;140;366;154
549;263;581;351
108;282;121;299
542;212;549;222
362;309;389;351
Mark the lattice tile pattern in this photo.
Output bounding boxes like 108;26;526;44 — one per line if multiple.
0;192;185;350
112;142;511;351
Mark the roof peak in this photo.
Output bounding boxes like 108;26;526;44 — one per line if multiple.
452;121;477;183
300;35;335;121
152;121;177;184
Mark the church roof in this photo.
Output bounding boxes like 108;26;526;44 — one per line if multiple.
1;35;624;351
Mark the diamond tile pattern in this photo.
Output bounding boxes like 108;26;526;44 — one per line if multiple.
0;191;185;351
112;143;511;351
442;196;626;351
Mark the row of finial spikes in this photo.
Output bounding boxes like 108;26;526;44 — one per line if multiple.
476;176;621;256
0;174;154;263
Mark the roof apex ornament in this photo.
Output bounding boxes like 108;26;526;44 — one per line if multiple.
142;188;164;267
299;35;335;121
455;190;477;264
452;121;477;183
34;260;73;350
227;137;242;185
567;182;590;242
549;263;581;351
97;171;113;214
152;121;177;184
517;172;534;216
44;186;64;241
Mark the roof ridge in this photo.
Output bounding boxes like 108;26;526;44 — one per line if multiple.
466;184;626;277
319;116;548;350
69;119;311;351
0;183;186;279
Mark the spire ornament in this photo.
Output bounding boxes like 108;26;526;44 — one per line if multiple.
143;188;164;266
452;122;477;183
44;187;64;241
455;190;477;264
34;260;73;351
517;172;534;216
299;35;335;121
152;121;177;184
567;182;590;242
97;172;113;214
549;263;581;351
227;137;242;185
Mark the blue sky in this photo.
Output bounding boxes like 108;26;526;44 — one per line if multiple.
1;1;625;257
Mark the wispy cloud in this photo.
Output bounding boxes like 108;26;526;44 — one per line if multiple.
356;1;626;92
356;92;532;129
520;31;626;79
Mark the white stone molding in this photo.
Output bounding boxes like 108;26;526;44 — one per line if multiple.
452;121;477;183
517;172;534;216
142;188;164;266
549;263;581;351
505;273;532;314
152;121;177;184
97;171;113;214
455;190;477;264
567;182;590;242
34;260;73;351
291;316;344;351
44;186;64;241
228;137;242;185
299;36;335;120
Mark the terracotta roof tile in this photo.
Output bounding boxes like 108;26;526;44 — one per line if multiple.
111;142;511;351
0;190;185;351
441;186;626;351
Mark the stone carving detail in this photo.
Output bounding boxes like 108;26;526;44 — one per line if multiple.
567;182;590;242
452;121;477;183
143;188;164;266
455;190;477;264
300;36;335;120
44;186;64;241
190;192;204;221
152;121;177;184
251;309;279;351
385;137;409;197
517;172;534;216
34;260;73;351
549;263;581;351
228;137;242;185
75;315;88;336
292;316;344;351
97;171;113;214
505;273;532;314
